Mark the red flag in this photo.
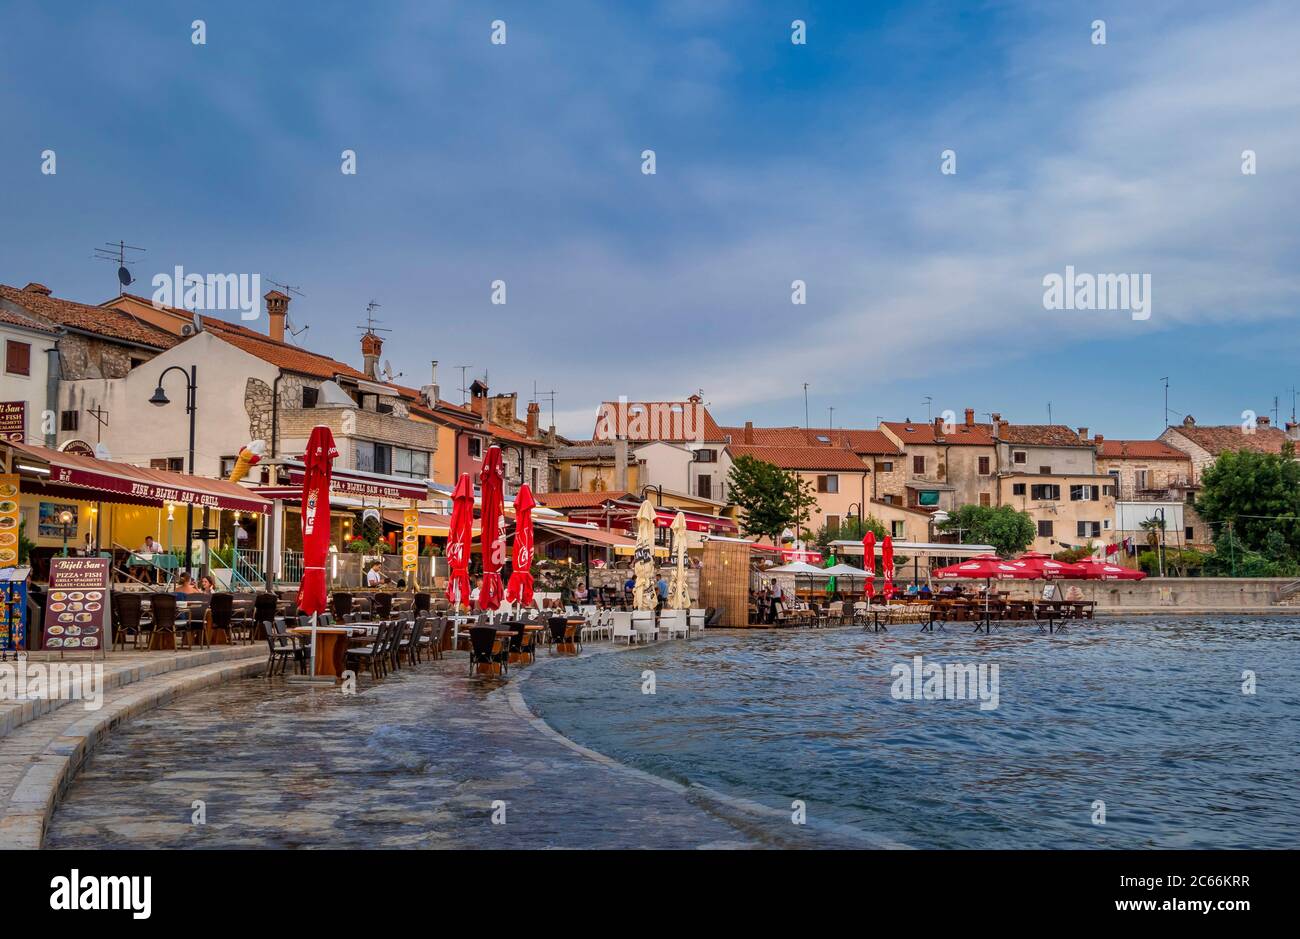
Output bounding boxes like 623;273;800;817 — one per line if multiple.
505;484;536;607
477;446;506;611
295;426;338;617
881;534;895;599
862;530;875;599
1105;542;1119;556
446;472;473;610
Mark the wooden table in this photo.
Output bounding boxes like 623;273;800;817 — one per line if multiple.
288;626;350;678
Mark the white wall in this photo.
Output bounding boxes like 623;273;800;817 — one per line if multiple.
0;323;57;444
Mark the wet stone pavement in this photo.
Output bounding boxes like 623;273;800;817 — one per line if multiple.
43;650;844;849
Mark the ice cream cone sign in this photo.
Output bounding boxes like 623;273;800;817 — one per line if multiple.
228;439;267;484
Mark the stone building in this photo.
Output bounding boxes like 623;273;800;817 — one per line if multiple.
880;411;995;510
1159;414;1295;483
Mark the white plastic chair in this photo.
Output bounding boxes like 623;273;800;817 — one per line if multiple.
610;611;637;645
631;610;658;643
660;609;688;639
687;608;706;637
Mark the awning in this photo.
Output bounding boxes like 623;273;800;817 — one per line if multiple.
6;441;271;514
535;520;669;556
568;502;737;533
380;508;480;537
280;461;428;502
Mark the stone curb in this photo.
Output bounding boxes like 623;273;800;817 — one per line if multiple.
0;655;267;849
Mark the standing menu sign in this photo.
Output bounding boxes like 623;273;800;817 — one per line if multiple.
402;506;419;579
0;402;24;443
0;473;19;567
43;557;111;657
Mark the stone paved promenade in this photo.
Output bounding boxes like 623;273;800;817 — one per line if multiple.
42;648;871;849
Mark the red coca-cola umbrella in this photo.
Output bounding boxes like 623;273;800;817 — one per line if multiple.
1073;557;1147;580
862;530;876;600
446;472;474;610
296;425;338;618
881;534;895;599
477;445;506;611
505;483;536;608
1008;552;1087;579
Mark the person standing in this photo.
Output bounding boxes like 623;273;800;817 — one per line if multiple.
770;580;784;623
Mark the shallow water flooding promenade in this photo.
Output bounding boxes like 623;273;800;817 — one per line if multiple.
44;617;1300;849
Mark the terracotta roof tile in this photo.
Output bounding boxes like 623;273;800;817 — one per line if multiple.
536;490;630;508
1;284;176;348
997;424;1091;447
729;444;868;471
1169;425;1291;456
720;425;902;454
1097;440;1189;460
881;421;995;446
594;399;725;442
0;303;59;334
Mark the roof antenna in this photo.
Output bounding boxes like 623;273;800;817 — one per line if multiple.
93;240;146;294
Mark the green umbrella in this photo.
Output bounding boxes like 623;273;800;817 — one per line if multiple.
823;553;837;594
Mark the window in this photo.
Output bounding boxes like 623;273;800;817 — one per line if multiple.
376;401;394;415
531;467;539;491
1030;484;1060;501
60;410;78;432
877;461;893;473
1039;466;1052;475
467;436;483;459
694;449;717;463
825;515;840;535
1069;485;1100;501
1134;469;1149;489
1013;450;1027;464
1185;526;1194;540
150;457;184;472
1012;483;1026;496
912;455;926;474
389;446;430;479
891;520;905;538
1077;521;1102;538
1104;485;1115;497
696;474;712;499
979;492;991;507
917;490;940;506
815;435;831;444
1037;520;1054;537
220;455;239;477
129;356;148;370
5;340;31;376
301;386;319;408
816;475;839;493
879;494;896;505
978;456;991;475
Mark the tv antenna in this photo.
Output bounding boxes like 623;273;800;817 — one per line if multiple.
453;365;473;404
922;395;933;422
356;300;391;337
265;277;305;299
532;381;557;429
93;240;146;293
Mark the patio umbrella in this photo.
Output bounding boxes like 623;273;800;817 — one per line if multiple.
296;425;337;680
667;511;691;609
1073;557;1147;580
632;499;659;611
823;553;837;594
932;555;1035;580
862;530;875;600
881;535;895;599
505;483;536;607
446;472;473;610
1008;552;1087;579
477;445;506;611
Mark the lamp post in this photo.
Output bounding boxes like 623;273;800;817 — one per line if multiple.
149;364;198;576
641;484;667;553
58;509;74;557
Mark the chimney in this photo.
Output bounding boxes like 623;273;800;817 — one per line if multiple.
933;416;945;439
1094;433;1104;443
360;331;383;379
1286;420;1300;441
526;401;540;438
996;419;1009;436
1077;426;1088;441
23;282;52;296
264;290;290;343
964;408;975;428
991;412;1002;422
469;379;488;417
1182;415;1196;427
1257;415;1271;427
547;424;557;445
744;421;754;444
420;360;440;407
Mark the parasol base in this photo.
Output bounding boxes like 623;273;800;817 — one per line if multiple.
286;675;337;686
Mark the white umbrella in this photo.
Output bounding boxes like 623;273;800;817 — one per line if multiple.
632;500;659;611
667;511;691;609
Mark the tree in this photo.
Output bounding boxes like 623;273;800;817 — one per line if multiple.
937;504;1035;558
1195;443;1300;554
812;514;886;551
727;454;816;545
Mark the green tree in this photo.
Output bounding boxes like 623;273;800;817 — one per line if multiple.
812;514;886;550
937;504;1035;558
1195;443;1300;554
727;454;816;545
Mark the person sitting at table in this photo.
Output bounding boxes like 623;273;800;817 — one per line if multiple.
366;560;392;588
574;583;589;604
469;577;480;604
132;535;160;583
197;574;216;592
175;572;202;595
919;583;933;599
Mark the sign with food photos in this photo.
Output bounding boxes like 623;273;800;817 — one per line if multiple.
402;506;419;574
0;474;19;567
43;557;111;655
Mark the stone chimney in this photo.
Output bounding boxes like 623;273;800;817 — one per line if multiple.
526;401;540;438
469;379;489;417
420;360;440;407
964;408;975;427
991;412;1002;422
933;416;945;440
1094;433;1104;444
23;282;52;296
1286;420;1299;441
1077;426;1088;441
264;290;290;343
996;418;1009;437
1257;415;1271;427
743;421;754;444
1182;415;1196;427
360;331;383;379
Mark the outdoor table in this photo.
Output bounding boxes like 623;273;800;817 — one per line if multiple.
288;626;350;678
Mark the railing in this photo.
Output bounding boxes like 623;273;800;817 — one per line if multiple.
281;551;304;584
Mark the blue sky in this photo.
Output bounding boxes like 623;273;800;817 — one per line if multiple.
2;0;1297;438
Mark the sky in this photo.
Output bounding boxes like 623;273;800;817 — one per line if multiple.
2;0;1298;439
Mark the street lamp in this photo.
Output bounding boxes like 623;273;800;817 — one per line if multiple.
150;364;198;575
58;509;74;556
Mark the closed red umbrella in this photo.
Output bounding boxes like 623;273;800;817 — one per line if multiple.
1073;557;1147;580
446;472;473;610
881;534;895;599
862;530;876;599
477;445;506;611
1008;552;1087;579
505;483;536;607
295;425;338;618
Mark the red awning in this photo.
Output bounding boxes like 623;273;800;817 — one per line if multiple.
567;502;736;533
7;441;271;514
284;462;427;501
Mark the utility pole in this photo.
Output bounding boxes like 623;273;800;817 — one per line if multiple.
827;406;834;431
803;383;810;430
923;395;933;422
453;365;472;405
1161;377;1169;428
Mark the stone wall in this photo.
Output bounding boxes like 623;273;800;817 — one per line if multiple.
244;378;273;441
57;334;145;380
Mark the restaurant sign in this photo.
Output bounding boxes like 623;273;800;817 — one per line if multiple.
0;402;25;443
288;468;426;502
402;506;419;574
43;557;111;656
48;464;267;514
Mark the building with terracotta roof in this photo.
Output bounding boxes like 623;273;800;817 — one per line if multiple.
728;442;874;540
1160;414;1296;482
0;292;61;445
880;409;998;511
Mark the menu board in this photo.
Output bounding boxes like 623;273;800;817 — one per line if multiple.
0;402;24;443
0;474;18;567
1;567;28;653
402;506;419;575
43;557;111;655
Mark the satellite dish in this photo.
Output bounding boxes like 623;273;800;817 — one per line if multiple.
117;265;133;287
